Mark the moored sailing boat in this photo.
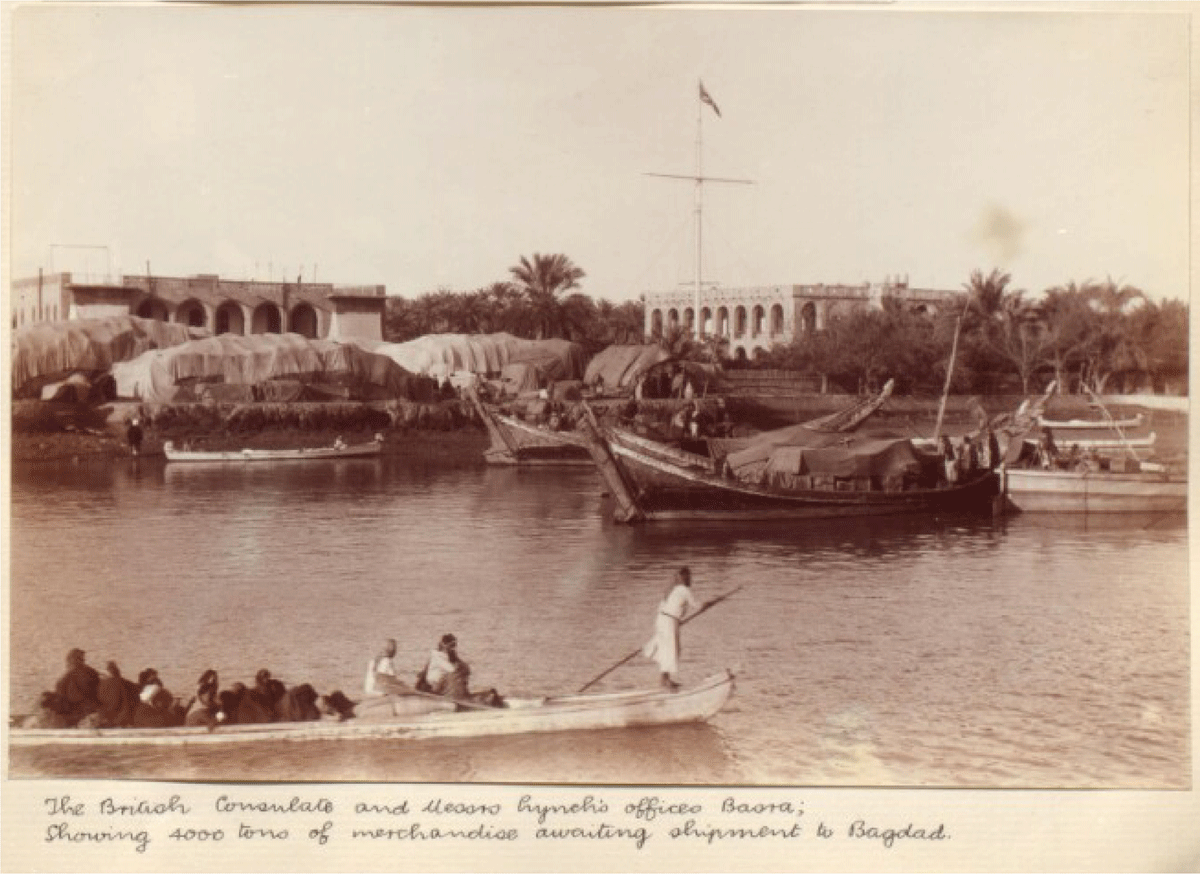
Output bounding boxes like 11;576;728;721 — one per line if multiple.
578;414;997;523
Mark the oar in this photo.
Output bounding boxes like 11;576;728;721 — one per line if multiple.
576;585;743;693
372;674;500;711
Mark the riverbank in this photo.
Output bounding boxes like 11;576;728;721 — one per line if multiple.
11;392;1186;466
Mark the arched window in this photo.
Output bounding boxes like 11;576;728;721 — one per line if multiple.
770;303;784;336
734;306;747;337
752;305;765;337
290;303;319;338
252;303;283;334
215;302;245;335
136;298;170;321
176;299;207;329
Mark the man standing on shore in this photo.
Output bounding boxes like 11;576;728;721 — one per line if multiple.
643;567;698;691
126;417;144;457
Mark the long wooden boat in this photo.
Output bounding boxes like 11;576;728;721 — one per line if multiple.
163;437;383;462
1038;413;1144;430
8;671;734;747
999;466;1186;514
579;420;998;523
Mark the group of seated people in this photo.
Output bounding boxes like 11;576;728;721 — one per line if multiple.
20;648;358;731
1030;430;1110;473
20;634;509;731
365;634;505;710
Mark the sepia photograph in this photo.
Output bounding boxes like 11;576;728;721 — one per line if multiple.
2;2;1195;870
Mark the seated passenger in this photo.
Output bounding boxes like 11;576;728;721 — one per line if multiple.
53;648;101;727
96;662;139;728
365;638;401;697
319;690;359;721
277;683;322;723
252;669;288;719
416;634;504;708
185;669;223;727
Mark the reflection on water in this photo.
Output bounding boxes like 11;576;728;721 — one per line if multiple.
8;459;1190;787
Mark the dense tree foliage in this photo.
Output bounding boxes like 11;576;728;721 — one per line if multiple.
385;256;1187;395
384;253;644;354
761;271;1186;395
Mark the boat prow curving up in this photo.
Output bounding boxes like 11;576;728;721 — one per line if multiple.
9;671;735;747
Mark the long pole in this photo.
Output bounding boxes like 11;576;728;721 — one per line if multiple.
933;295;973;443
694;93;703;339
576;585;743;693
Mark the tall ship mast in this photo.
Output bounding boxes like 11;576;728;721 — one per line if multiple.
646;81;753;338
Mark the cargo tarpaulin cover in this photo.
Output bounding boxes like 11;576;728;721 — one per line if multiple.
12;315;207;397
111;333;429;403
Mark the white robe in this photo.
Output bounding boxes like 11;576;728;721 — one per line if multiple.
643;584;698;676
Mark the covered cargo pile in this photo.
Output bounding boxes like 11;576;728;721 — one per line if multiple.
582;344;671;393
11;315;208;398
496;339;588;398
723;426;932;492
111;333;436;403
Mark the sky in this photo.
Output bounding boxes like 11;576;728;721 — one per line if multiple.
6;5;1192;304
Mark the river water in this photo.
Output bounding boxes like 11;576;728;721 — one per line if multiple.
7;457;1190;788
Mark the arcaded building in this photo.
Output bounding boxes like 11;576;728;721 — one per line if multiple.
10;271;387;342
644;276;961;360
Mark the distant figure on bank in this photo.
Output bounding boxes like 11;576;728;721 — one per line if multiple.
126;417;144;457
365;638;399;697
643;567;699;691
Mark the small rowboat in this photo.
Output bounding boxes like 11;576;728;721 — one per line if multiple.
8;671;735;747
1038;413;1145;430
163;436;383;462
1025;432;1157;453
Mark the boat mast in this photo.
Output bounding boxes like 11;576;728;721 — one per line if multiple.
646;82;753;340
694;93;703;338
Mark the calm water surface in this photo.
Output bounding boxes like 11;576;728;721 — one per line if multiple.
8;457;1190;787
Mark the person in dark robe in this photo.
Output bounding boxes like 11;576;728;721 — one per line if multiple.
95;662;139;728
21;692;73;729
251;669;287;720
231;682;274;724
126;417;144;457
319;690;358;721
216;685;246;725
131;668;187;728
185;669;223;728
53;648;100;727
276;684;322;722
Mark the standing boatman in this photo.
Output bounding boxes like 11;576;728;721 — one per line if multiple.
643;567;699;691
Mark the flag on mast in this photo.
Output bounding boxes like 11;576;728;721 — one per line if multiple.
699;80;721;117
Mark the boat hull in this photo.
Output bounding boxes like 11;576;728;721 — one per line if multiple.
594;426;998;522
483;413;593;466
1038;413;1144;430
164;443;382;462
1001;467;1187;514
8;672;734;747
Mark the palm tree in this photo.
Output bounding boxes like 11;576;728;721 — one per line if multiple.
508;253;587;340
